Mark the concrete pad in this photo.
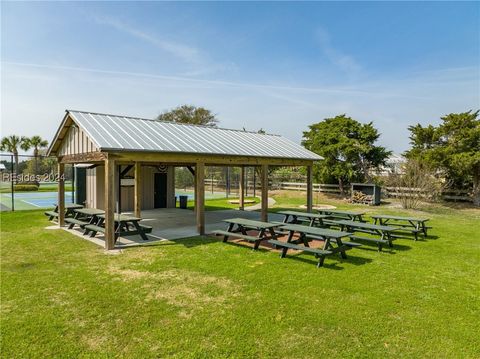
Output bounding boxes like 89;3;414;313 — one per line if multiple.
61;208;284;249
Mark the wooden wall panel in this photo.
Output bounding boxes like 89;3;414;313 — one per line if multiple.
58;125;98;156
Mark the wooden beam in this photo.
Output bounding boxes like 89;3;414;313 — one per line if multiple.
239;166;245;210
134;162;142;218
58;162;65;227
113;151;314;167
120;164;134;177
261;164;268;222
59;152;107;164
195;162;205;235
307;165;313;212
104;157;116;250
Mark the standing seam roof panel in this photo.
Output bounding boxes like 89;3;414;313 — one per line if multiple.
73;112;114;149
86;113;125;149
99;115;132;149
158;122;201;153
142;121;180;152
118;116;158;150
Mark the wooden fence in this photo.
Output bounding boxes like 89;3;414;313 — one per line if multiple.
276;182;473;202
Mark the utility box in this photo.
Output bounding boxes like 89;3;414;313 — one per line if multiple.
351;183;381;205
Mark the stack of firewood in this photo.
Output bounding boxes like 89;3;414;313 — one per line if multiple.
350;190;373;204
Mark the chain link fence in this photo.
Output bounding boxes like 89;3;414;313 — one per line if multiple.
0;153;75;211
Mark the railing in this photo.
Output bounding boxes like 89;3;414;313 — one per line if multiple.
278;182;341;194
275;181;474;202
384;187;473;202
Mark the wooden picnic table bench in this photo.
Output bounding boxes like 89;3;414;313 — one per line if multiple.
278;210;328;227
371;215;430;240
44;203;84;221
270;224;358;267
317;209;366;222
65;208;105;229
212;218;279;250
325;219;399;251
84;213;152;242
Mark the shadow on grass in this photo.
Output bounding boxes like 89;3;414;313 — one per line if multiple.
167;235;221;248
352;241;412;253
285;252;373;270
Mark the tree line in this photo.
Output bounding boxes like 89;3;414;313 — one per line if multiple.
2;105;478;205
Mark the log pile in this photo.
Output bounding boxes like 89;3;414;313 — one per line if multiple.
350;190;373;204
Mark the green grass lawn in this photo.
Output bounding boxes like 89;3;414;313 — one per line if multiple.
187;196;260;211
1;193;479;358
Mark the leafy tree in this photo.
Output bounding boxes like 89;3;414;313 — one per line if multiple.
0;135;30;175
405;110;480;206
20;136;49;175
156;105;218;127
302;115;391;193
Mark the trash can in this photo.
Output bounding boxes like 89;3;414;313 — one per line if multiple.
179;195;188;209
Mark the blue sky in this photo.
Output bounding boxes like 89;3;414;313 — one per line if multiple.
1;1;479;153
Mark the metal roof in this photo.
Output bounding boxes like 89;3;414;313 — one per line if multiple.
50;110;322;160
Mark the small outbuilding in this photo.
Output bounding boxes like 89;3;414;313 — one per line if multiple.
47;110;322;250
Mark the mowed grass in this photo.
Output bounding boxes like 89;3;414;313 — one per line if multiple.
1;194;479;358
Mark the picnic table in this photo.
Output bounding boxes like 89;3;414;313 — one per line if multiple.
371;215;430;240
317;209;366;222
65;208;105;230
84;213;152;242
212;218;278;250
326;219;398;251
268;223;360;268
45;203;84;221
278;210;328;227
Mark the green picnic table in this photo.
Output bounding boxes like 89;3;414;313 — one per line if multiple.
44;203;84;221
317;209;366;222
84;213;152;242
65;208;105;230
372;215;430;240
212;218;279;250
278;210;328;227
326;219;399;251
268;223;360;268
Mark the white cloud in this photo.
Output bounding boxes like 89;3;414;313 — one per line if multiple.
93;15;201;65
316;28;362;75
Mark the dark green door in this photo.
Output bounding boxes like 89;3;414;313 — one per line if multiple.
154;173;167;208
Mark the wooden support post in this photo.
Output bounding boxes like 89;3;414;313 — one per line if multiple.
58;162;65;227
104;157;116;250
239;166;245;210
261;164;268;222
134;162;142;218
307;164;313;212
195;162;205;235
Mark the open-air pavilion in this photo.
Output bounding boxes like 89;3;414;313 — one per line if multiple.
47;110;322;250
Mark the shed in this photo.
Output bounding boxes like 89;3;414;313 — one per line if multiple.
48;110;322;249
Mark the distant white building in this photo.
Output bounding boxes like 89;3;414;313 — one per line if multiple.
376;154;406;176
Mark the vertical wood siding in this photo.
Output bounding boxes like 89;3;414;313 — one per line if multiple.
58;125;98;156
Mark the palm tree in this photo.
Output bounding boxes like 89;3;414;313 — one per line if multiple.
21;136;49;175
0;135;26;175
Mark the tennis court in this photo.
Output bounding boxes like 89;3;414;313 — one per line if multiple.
0;189;227;211
0;191;73;211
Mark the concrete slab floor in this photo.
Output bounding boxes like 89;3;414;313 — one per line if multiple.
61;208;284;249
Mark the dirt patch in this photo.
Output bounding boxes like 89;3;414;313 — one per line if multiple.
108;267;151;280
108;265;240;311
81;334;110;351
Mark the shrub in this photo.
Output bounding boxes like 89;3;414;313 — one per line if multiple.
13;184;39;192
387;160;443;209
